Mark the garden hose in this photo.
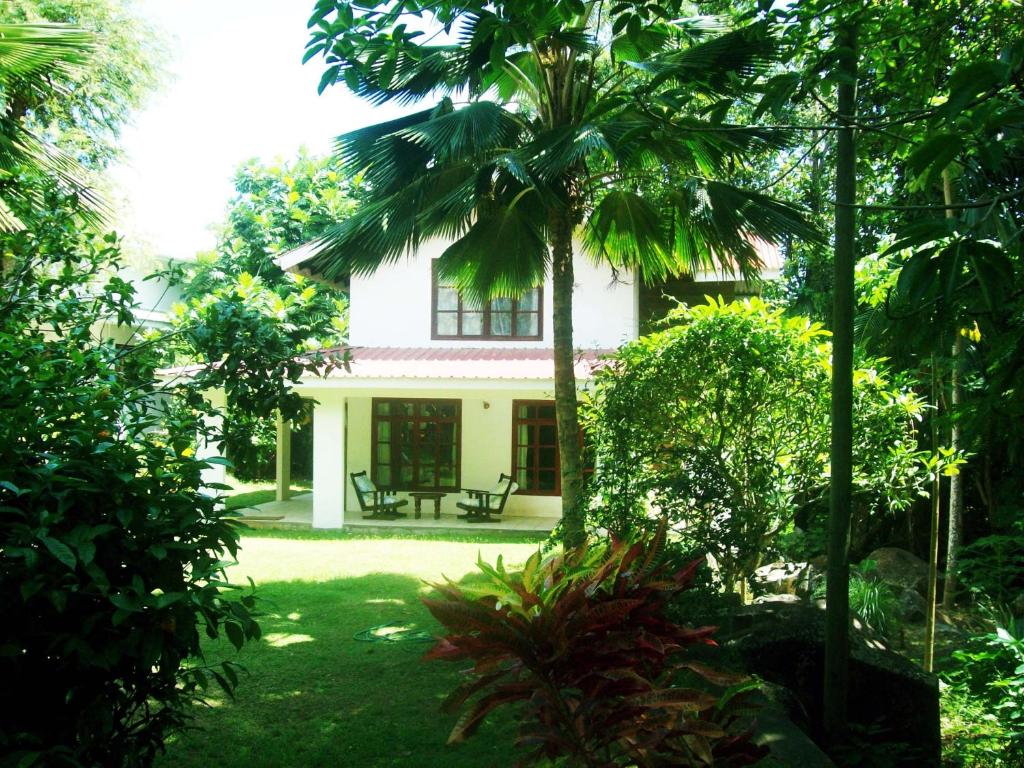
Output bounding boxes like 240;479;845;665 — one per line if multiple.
353;621;435;644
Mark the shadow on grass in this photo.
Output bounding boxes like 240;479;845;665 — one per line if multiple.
160;572;521;768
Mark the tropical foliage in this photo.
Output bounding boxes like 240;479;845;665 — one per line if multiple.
0;182;260;764
423;523;765;767
583;297;927;592
0;0;163;166
0;22;100;229
942;611;1024;763
172;152;359;478
304;0;819;544
0;11;262;765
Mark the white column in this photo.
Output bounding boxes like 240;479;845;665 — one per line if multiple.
275;412;291;502
198;389;228;499
312;392;346;528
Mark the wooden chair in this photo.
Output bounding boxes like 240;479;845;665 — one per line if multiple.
456;473;518;523
350;471;409;520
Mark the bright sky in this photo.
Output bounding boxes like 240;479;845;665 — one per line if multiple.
110;0;408;261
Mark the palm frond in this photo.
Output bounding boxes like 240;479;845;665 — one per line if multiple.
0;24;102;230
528;124;613;180
305;189;423;283
0;187;24;230
415;162;486;238
582;190;676;282
544;28;597;55
335;104;439;170
0;119;105;231
483;51;540;104
631;23;776;98
336;44;463;105
0;23;92;82
610;24;674;62
335;105;441;194
435;188;549;302
395;101;525;166
663;179;820;280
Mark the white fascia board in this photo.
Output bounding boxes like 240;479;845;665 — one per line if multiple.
288;376;606;393
293;377;558;392
276;240;322;272
277;239;347;290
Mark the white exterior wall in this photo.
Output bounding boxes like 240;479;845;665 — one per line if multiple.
303;385;563;521
349;238;639;349
312;390;347;528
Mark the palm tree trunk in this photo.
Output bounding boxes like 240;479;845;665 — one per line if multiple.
824;21;857;744
550;207;585;549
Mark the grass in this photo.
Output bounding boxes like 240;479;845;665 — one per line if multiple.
940;684;1010;766
222;475;312;511
158;532;545;768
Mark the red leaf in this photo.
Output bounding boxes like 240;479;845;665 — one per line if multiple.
439;670;509;713
677;660;748;687
447;688;531;744
627;687;717;712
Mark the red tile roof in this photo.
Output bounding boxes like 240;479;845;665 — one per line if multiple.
319;346;610;381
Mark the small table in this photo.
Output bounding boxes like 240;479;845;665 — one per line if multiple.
409;491;446;520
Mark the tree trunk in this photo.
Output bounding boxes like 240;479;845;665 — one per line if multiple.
924;356;942;672
550;208;585;549
943;333;964;609
824;22;858;744
942;170;964;610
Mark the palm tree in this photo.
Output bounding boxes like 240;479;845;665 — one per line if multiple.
304;1;818;545
0;23;98;230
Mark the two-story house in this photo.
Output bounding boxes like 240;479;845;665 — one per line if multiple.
263;236;780;530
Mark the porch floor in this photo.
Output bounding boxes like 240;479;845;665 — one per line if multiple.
235;492;559;534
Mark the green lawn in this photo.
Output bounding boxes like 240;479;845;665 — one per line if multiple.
158;532;546;768
222;475;312;510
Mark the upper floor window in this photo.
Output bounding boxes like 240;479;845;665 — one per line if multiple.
432;262;543;340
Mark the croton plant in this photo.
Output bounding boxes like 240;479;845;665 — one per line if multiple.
422;523;766;767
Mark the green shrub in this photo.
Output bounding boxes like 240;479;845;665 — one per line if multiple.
941;609;1024;764
956;522;1024;605
0;203;260;765
813;560;900;638
422;523;766;767
583;297;927;592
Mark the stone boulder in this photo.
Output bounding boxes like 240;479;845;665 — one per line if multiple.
721;602;941;767
797;555;829;598
866;547;930;595
896;588;927;624
753;593;803;605
752;561;809;596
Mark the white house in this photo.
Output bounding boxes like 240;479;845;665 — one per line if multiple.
266;237;780;530
100;256;185;347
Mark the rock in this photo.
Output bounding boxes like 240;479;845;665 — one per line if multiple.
866;547;931;595
1013;592;1024;616
722;602;941;767
752;561;808;596
797;556;828;598
935;620;966;641
754;593;803;605
752;708;836;767
808;554;828;572
897;588;927;624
